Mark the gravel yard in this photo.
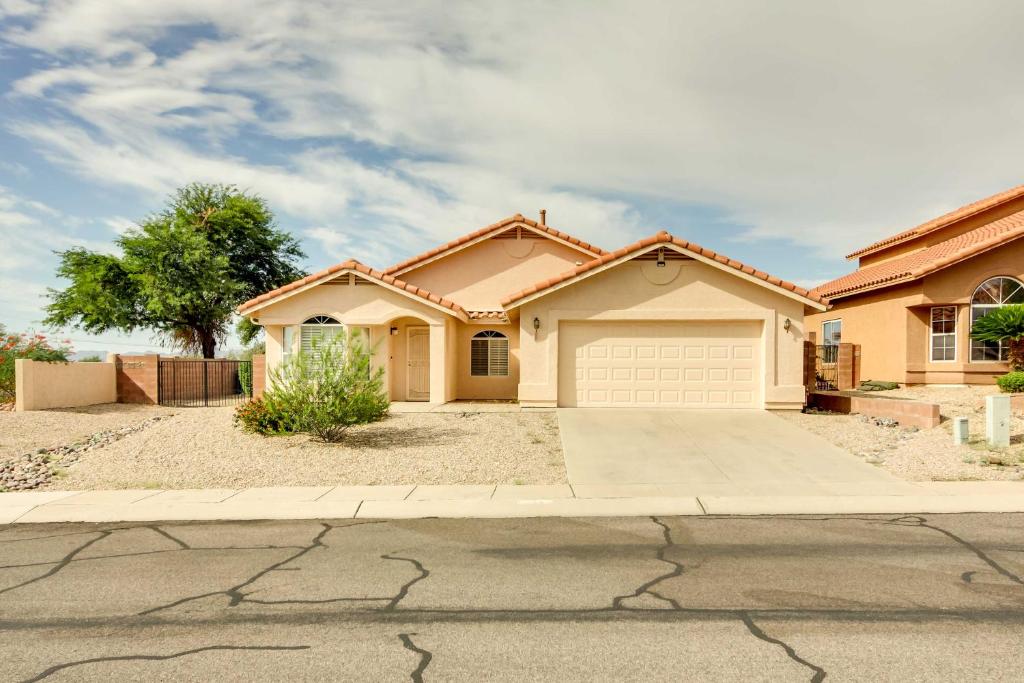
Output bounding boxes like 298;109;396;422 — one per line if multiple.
48;407;566;490
0;403;177;461
777;385;1024;482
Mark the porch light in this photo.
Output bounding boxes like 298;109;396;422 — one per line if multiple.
390;326;399;336
656;247;666;268
532;317;540;331
784;318;792;332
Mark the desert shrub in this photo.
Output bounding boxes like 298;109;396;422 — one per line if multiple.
859;379;899;391
0;329;72;403
233;397;295;435
264;330;389;442
996;371;1024;394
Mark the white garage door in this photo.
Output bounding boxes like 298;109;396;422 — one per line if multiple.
558;321;762;408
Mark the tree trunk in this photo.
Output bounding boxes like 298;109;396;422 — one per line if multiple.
1009;337;1024;372
199;330;217;359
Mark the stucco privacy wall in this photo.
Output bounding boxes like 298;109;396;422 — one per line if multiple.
396;237;592;310
807;236;1024;384
253;277;454;402
517;259;807;408
15;359;116;411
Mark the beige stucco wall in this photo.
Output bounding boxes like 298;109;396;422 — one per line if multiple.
249;277;454;403
808;237;1024;384
455;322;520;399
15;359;116;411
397;236;592;310
516;259;809;409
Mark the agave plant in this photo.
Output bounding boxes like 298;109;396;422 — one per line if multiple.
970;304;1024;370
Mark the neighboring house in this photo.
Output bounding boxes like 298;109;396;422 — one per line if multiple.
239;213;826;409
809;185;1024;384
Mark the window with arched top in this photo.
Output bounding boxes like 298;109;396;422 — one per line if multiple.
970;277;1024;362
471;330;509;376
300;315;345;359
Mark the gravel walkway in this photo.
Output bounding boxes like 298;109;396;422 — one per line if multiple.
777;386;1024;482
51;408;567;490
0;404;176;461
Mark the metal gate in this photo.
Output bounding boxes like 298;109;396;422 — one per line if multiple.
814;345;839;391
158;359;251;407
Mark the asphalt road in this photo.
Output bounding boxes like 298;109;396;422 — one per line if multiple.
2;513;1023;681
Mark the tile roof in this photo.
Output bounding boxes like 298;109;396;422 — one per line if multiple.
501;231;827;308
384;214;605;274
236;260;468;319
846;184;1024;260
815;208;1024;299
467;310;509;321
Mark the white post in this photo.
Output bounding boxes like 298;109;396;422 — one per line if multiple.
986;395;1010;448
952;416;969;445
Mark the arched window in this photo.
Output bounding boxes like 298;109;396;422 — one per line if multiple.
471;330;509;376
970;277;1024;361
301;315;344;359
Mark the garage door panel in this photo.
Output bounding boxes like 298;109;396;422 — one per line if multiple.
558;321;762;408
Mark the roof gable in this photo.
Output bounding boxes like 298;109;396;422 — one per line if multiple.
237;260;468;321
847;184;1024;260
815;207;1024;299
385;214;604;277
501;231;828;310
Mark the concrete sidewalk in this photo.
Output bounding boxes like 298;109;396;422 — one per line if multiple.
1;481;1023;523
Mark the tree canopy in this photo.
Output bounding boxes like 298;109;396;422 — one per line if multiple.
45;183;306;358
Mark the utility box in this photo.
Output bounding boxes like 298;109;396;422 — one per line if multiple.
986;395;1011;448
952;417;969;445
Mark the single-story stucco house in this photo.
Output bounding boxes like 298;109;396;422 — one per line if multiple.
808;185;1024;385
238;213;827;409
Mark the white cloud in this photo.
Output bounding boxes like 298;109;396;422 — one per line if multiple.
5;0;1024;267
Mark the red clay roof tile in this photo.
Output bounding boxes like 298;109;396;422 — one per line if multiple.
501;232;826;307
815;207;1024;299
846;184;1024;260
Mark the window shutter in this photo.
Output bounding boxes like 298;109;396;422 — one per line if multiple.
471;339;489;376
489;338;509;376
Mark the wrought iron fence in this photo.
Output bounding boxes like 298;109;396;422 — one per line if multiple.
158;359;251;407
814;345;839;391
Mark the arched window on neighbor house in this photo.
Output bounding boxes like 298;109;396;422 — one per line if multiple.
300;315;345;360
471;330;509;376
970;277;1024;362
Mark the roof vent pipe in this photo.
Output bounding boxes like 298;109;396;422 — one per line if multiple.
539;209;546;225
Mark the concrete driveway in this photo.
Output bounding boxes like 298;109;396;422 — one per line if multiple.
558;409;920;496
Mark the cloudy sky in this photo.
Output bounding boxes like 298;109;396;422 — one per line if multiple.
2;1;1023;353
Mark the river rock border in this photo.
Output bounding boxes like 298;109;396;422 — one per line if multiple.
0;414;172;491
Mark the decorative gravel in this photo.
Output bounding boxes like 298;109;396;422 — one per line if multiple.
0;404;176;461
50;408;567;490
777;385;1024;482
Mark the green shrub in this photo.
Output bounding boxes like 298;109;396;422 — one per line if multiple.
233;397;295;435
77;354;103;362
996;371;1024;393
0;328;72;403
264;330;389;442
238;361;253;396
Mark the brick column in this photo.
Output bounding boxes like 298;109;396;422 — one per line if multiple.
837;343;860;391
114;354;160;404
252;354;266;398
803;341;817;394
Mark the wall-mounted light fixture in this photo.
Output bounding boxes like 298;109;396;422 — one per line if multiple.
783;318;792;332
390;326;399;336
532;317;541;331
656;247;666;268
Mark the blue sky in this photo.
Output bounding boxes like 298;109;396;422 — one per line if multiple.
2;1;1024;354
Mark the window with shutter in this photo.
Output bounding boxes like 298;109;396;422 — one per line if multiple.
470;330;509;376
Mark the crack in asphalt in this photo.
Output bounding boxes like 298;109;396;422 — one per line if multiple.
611;516;683;610
398;633;432;682
19;644;311;682
135;520;385;616
886;515;1024;587
382;554;430;610
740;612;827;682
0;530;111;596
